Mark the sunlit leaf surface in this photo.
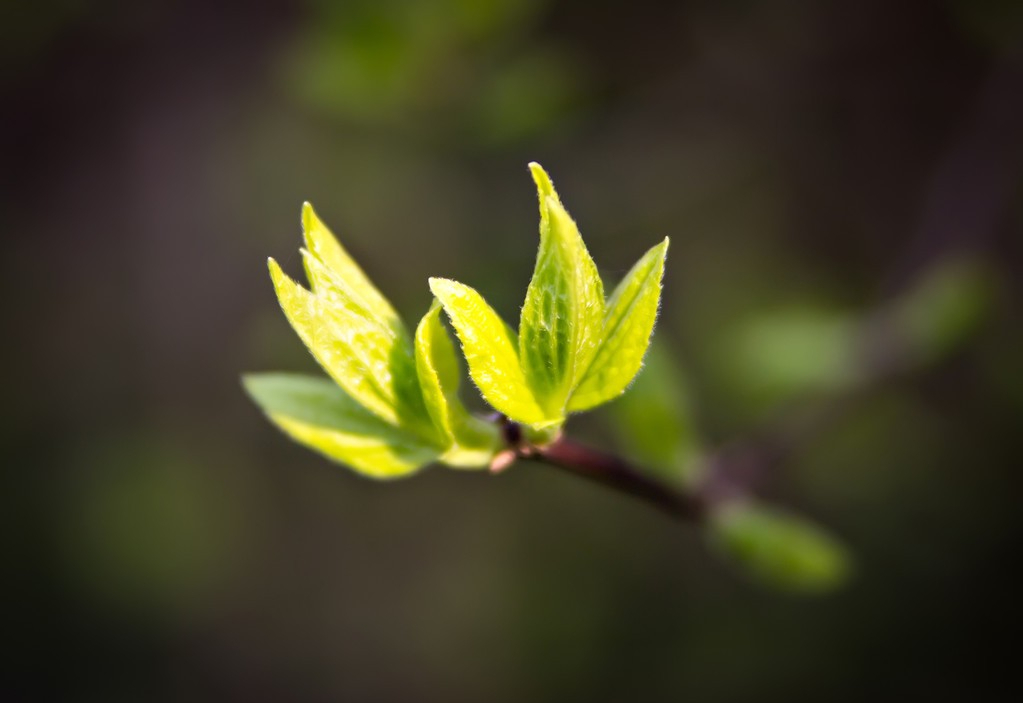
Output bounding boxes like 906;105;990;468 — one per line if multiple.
244;373;440;478
519;163;605;417
269;257;431;433
414;301;501;467
568;238;668;412
300;201;401;327
429;277;548;428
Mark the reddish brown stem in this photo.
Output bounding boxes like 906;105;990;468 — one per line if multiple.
509;428;708;522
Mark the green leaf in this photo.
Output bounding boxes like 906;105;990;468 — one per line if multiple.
891;257;993;366
718;306;860;413
414;301;502;467
607;340;702;485
243;373;440;479
415;301;462;441
568;237;669;412
268;257;432;434
519;163;605;417
708;501;852;593
428;277;549;428
300;202;400;327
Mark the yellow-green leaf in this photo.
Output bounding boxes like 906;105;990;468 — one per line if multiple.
414;301;502;467
519;163;605;416
429;277;549;428
243;373;439;479
269;256;431;433
568;237;669;412
300;202;400;326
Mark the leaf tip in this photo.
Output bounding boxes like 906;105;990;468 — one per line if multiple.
301;201;316;230
529;162;558;203
654;237;670;266
267;258;302;301
239;372;257;395
428;276;453;298
240;372;275;407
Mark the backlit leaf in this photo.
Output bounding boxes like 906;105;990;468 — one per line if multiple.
568;237;668;412
269;257;431;435
300;202;400;326
414;301;501;467
243;373;440;479
429;277;549;428
519;163;605;416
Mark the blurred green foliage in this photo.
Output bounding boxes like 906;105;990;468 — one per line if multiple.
57;437;250;616
608;341;702;485
717;306;861;410
888;258;995;368
708;501;851;593
285;0;585;143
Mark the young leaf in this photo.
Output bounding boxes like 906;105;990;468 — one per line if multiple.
519;163;605;416
300;202;400;326
708;501;852;593
414;301;502;467
429;277;549;428
607;340;702;485
303;248;434;433
269;257;431;433
890;257;993;366
568;237;669;412
415;301;461;441
243;373;440;479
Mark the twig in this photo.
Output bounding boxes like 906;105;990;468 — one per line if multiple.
499;419;708;522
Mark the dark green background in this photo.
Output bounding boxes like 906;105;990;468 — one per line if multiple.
3;0;1022;700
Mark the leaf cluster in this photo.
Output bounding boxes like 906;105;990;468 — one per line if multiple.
245;164;667;477
244;163;853;594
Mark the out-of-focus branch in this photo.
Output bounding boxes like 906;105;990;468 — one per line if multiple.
891;59;1023;289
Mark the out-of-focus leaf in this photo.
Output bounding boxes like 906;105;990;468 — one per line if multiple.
892;258;993;366
568;238;668;412
269;257;432;435
708;501;852;593
607;340;701;485
429;277;549;428
470;49;584;145
287;0;548;125
519;163;605;418
59;437;244;610
244;373;440;479
414;301;501;468
719;306;860;411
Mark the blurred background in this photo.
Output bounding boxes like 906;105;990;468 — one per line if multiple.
3;0;1022;700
